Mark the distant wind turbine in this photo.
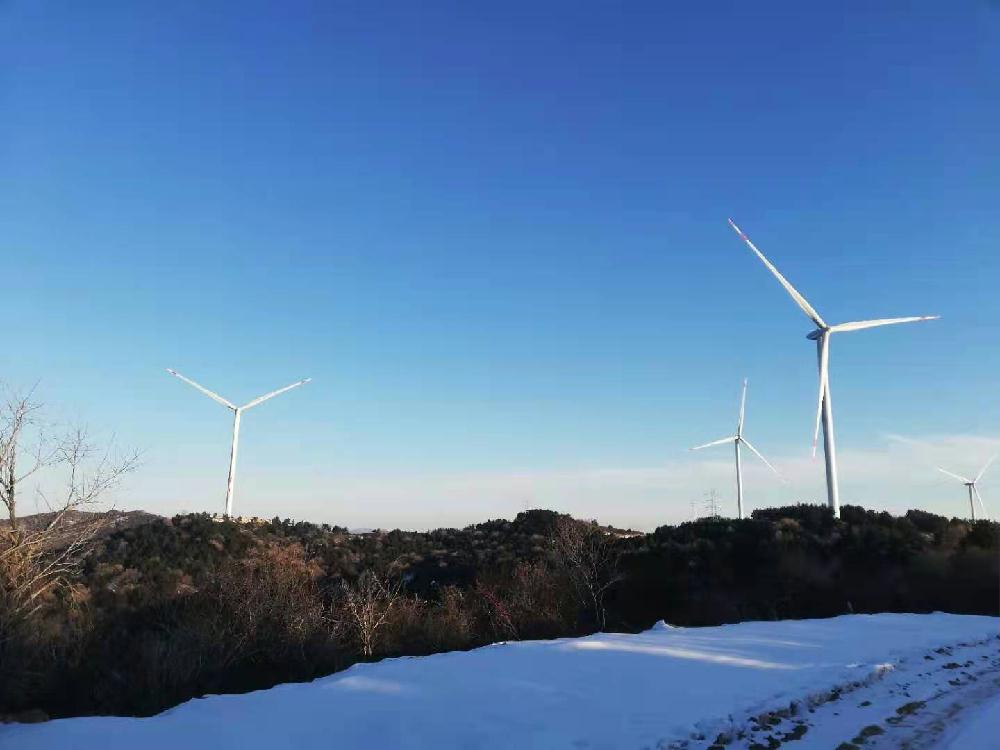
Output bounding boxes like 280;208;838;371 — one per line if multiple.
690;378;783;519
728;219;939;519
166;369;311;517
937;455;995;521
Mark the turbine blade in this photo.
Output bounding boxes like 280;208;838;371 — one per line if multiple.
974;454;997;483
737;378;748;436
727;218;826;328
240;378;311;411
740;437;786;482
166;369;236;410
936;466;972;484
829;316;939;333
690;436;737;451
812;334;829;458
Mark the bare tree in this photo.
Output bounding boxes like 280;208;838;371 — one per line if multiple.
333;570;404;658
553;518;624;631
0;388;54;531
0;388;139;643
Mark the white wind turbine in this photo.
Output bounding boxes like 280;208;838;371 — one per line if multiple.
690;378;783;519
936;455;995;521
167;369;311;517
728;219;939;519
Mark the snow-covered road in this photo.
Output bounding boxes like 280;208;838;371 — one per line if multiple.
725;626;998;749
1;613;996;749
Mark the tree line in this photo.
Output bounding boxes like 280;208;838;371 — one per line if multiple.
2;504;995;721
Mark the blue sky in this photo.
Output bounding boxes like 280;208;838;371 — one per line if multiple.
2;1;997;528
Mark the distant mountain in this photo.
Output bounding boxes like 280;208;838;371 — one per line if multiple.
2;508;163;536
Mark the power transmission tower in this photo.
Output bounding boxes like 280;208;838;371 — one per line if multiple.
703;489;721;519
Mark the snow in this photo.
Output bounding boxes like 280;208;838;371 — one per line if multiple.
1;612;996;749
938;696;999;749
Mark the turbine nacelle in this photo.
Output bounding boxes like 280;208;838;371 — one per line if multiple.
806;329;826;341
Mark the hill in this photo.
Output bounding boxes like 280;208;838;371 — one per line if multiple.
1;504;996;722
1;508;161;535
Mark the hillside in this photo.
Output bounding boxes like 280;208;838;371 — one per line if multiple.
2;613;996;749
2;504;996;721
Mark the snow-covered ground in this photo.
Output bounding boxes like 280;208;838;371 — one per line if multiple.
937;696;999;749
2;613;996;749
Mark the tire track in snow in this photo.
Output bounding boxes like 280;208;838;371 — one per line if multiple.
686;634;999;750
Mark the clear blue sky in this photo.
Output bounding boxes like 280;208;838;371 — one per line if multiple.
2;1;997;528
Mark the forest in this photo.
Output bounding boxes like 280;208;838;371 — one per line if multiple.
1;502;996;721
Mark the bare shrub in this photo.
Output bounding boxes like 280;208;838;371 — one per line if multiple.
380;594;429;654
207;543;328;666
86;542;334;716
428;585;474;650
475;560;574;641
553;518;624;631
333;569;404;658
475;575;518;641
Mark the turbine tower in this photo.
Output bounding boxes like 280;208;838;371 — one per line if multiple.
690;378;783;519
728;219;938;519
167;369;310;517
937;455;995;521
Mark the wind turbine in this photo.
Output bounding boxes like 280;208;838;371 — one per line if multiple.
690;378;783;519
936;455;995;521
728;219;938;519
166;369;310;517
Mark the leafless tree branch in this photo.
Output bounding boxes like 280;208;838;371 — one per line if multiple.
553;518;624;631
333;569;404;658
0;388;139;646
